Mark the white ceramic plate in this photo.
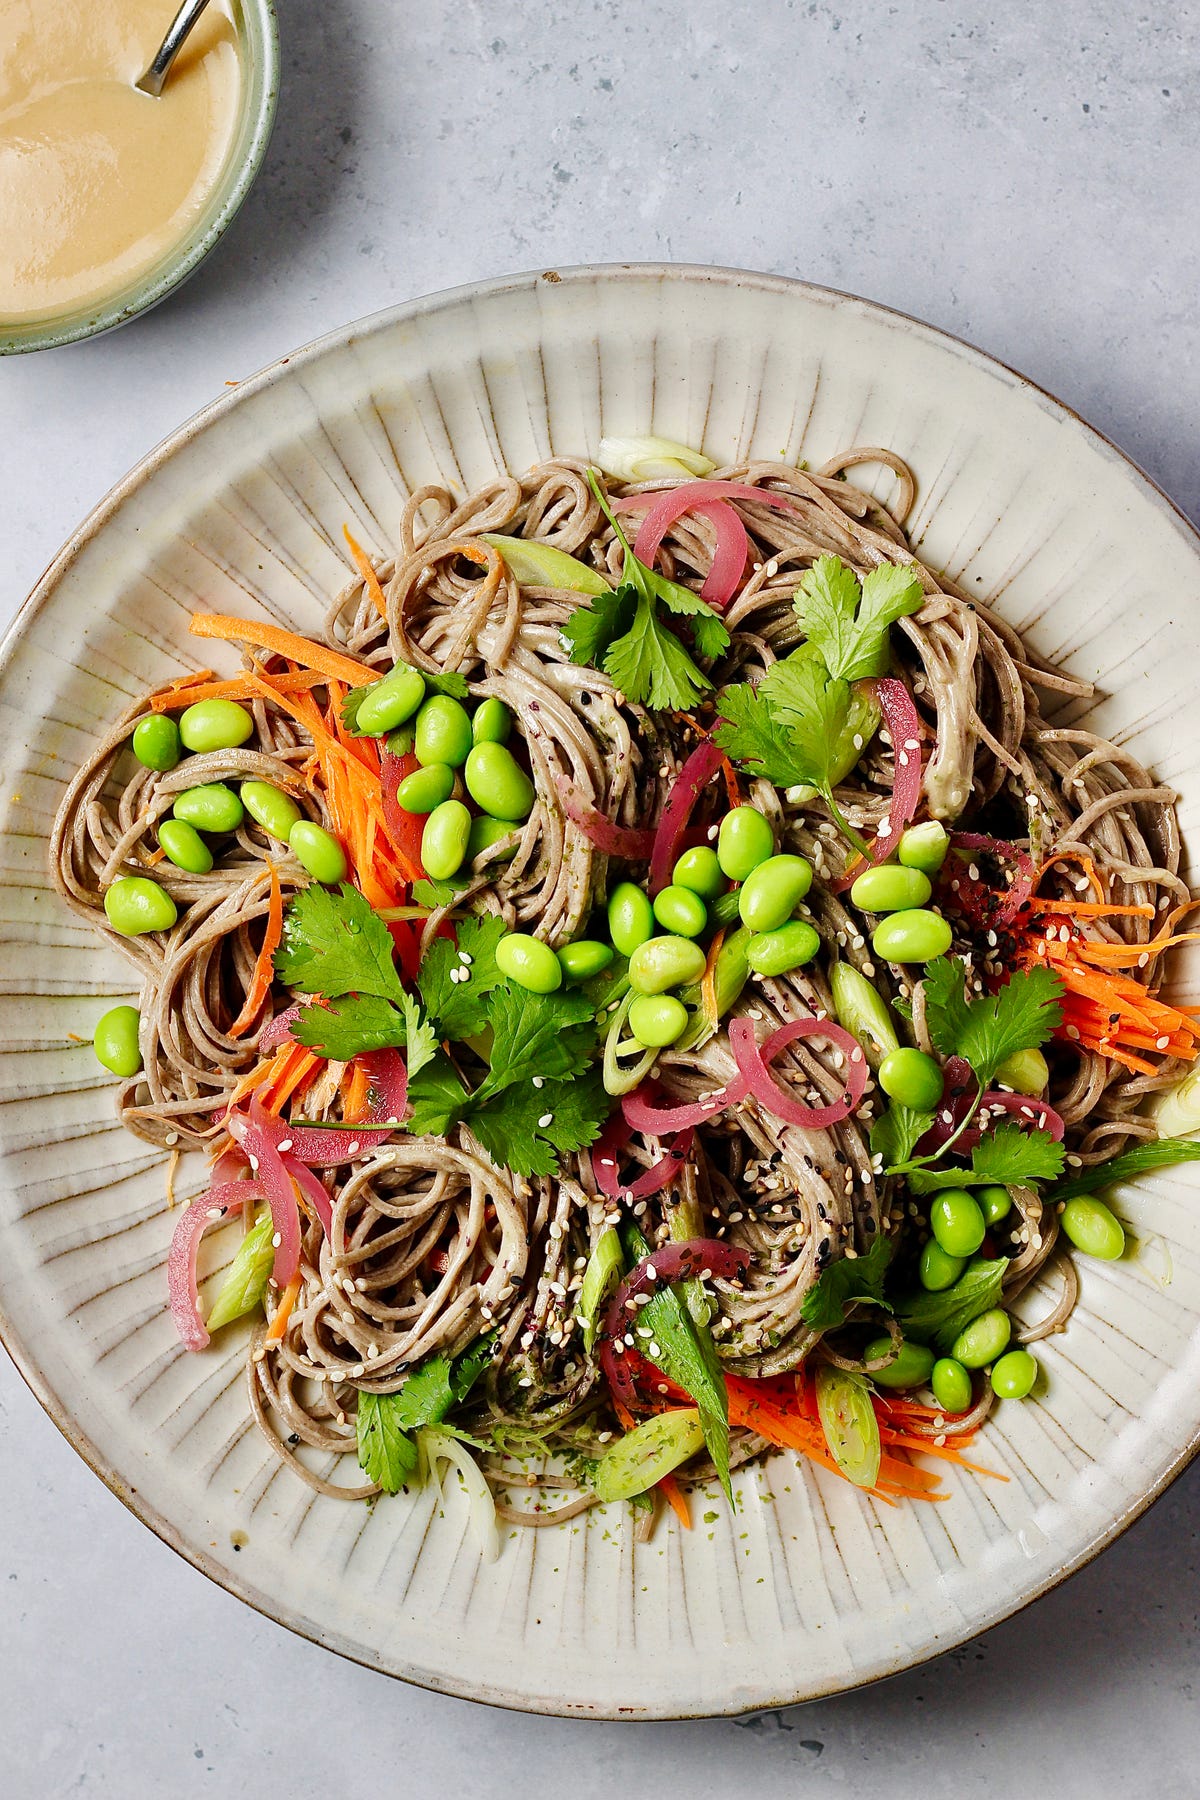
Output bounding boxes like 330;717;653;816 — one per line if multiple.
3;266;1200;1719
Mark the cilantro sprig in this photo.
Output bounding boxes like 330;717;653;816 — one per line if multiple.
921;957;1064;1091
560;472;730;711
715;654;873;855
357;1332;496;1492
276;885;438;1068
800;1233;893;1331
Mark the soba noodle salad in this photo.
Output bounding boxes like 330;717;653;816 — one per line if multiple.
54;438;1200;1551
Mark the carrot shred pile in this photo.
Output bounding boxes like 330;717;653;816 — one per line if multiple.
190;612;375;687
1020;884;1200;1074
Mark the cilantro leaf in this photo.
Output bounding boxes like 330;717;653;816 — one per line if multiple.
561;584;638;668
560;473;726;712
793;554;924;682
474;983;596;1102
651;575;731;660
896;1258;1009;1351
291;993;407;1058
341;668;469;736
922;958;1064;1088
712;683;814;788
603;593;714;710
715;656;871;854
1048;1134;1200;1203
356;1333;496;1490
800;1233;893;1331
469;1070;611;1178
388;1332;497;1430
906;1122;1066;1194
411;876;464;909
757;653;854;781
356;1391;420;1492
870;1104;934;1169
275;884;403;1003
398;991;438;1078
403;1053;469;1137
418;914;508;1041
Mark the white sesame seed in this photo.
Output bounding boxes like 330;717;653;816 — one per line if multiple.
277;1138;293;1153
532;1077;544;1089
537;1112;554;1128
271;1232;282;1248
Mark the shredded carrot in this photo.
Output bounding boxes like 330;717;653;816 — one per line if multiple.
701;927;725;1028
152;668;217;702
659;1474;693;1529
259;1042;323;1114
720;755;742;810
343;525;389;621
225;1055;277;1116
1037;849;1105;903
343;1061;371;1124
265;1273;303;1344
144;847;167;866
1024;917;1200;1073
228;865;283;1038
149;669;324;711
1029;898;1155;920
190;613;375;688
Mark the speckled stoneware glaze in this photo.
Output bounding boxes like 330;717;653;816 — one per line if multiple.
3;267;1199;1718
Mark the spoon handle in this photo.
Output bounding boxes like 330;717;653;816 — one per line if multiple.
136;0;213;97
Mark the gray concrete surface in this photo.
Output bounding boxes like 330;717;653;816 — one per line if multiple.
1;1;1197;1794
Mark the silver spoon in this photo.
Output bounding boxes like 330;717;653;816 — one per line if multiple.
136;0;212;97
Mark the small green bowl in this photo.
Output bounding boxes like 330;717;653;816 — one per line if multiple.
0;0;279;356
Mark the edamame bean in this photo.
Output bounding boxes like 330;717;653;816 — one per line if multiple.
930;1187;986;1257
930;1357;973;1414
353;665;426;736
830;962;900;1065
609;882;655;956
103;876;178;936
919;1239;966;1291
994;1046;1049;1093
871;908;952;964
240;780;302;842
717;806;773;880
738;853;813;932
990;1349;1038;1399
131;714;181;772
628;935;707;995
950;1307;1011;1369
672;845;724;900
628;993;689;1048
464;742;535;820
1060;1197;1126;1261
468;814;518;861
711;888;743;927
496;933;562;994
472;697;512;745
850;864;932;913
157;818;213;874
897;820;950;874
863;1335;936;1390
745;920;821;976
557;940;614;982
172;784;244;833
92;1004;142;1078
178;698;254;753
420;799;471;881
978;1184;1012;1227
653;885;708;938
396;763;455;814
415;695;473;768
288;821;347;884
878;1046;944;1110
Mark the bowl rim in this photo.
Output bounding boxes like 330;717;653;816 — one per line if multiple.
0;0;280;357
3;262;1200;1717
